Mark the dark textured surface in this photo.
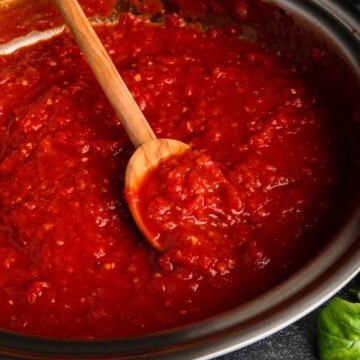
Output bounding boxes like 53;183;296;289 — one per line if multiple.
216;275;360;360
216;1;360;359
347;0;360;10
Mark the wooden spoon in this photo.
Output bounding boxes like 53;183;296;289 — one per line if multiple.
53;0;190;248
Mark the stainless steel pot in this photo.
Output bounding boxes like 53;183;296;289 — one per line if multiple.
0;0;359;359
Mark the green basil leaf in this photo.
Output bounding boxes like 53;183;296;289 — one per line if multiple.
318;293;360;360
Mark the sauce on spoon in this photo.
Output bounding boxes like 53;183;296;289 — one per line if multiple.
53;0;190;249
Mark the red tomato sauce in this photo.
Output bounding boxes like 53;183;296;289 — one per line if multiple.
0;0;116;44
0;4;347;339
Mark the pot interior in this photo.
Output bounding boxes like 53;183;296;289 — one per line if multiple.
0;0;358;358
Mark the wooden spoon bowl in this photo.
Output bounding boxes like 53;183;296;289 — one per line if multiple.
53;0;190;248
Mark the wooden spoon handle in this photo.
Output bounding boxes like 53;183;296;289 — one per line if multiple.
53;0;156;148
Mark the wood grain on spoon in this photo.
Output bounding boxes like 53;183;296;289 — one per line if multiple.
53;0;190;247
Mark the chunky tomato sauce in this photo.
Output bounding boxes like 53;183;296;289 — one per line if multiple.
0;0;116;44
0;1;347;339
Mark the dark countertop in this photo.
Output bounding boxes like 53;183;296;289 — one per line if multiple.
216;274;360;360
346;0;360;10
216;1;360;359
